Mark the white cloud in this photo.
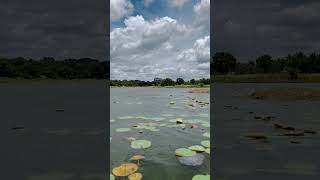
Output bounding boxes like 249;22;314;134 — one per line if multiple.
143;0;154;7
169;0;189;8
110;2;211;80
194;0;210;15
178;36;210;68
110;0;134;21
111;15;189;59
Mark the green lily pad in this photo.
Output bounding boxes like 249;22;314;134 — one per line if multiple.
201;140;210;148
205;148;210;154
203;132;210;138
131;140;152;149
110;174;115;180
189;145;205;152
175;148;196;157
118;116;134;120
116;128;131;132
192;174;210;180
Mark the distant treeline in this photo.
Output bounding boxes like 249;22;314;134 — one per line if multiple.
111;78;210;87
211;52;320;75
0;57;108;79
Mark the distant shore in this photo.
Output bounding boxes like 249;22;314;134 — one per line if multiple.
111;85;210;88
213;73;320;83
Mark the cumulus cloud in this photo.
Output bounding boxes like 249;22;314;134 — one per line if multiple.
194;0;210;15
110;14;209;80
110;0;134;21
178;36;210;70
111;15;188;59
169;0;189;8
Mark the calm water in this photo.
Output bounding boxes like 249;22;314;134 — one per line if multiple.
213;83;320;180
110;88;210;179
0;81;108;180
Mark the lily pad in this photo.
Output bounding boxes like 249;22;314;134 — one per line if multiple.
201;140;210;148
130;155;145;161
175;148;196;157
178;153;205;166
189;145;205;152
203;132;210;138
205;148;210;154
112;163;138;177
131;140;152;149
110;174;115;180
118;116;134;120
128;173;143;180
116;128;131;132
192;174;210;180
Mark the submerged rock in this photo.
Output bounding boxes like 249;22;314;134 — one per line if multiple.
177;153;205;166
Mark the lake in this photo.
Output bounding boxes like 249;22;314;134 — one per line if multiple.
213;83;320;180
0;81;108;180
110;87;210;180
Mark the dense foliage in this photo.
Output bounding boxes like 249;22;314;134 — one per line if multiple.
110;78;210;87
0;57;108;79
212;52;320;75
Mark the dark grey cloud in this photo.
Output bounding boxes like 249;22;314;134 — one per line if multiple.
0;0;108;60
213;0;320;61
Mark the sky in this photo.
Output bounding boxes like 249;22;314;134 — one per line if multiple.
0;0;107;60
213;0;320;62
110;0;210;81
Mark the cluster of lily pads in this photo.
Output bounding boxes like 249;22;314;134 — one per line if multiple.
111;96;210;179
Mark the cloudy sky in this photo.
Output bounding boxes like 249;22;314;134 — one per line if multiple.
110;0;210;80
213;0;320;62
0;0;107;60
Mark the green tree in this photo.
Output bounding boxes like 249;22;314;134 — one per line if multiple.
256;55;272;73
176;78;185;85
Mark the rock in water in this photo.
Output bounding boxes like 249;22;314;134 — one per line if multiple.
177;153;204;166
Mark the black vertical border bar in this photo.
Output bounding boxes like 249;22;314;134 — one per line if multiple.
106;0;111;178
210;0;214;177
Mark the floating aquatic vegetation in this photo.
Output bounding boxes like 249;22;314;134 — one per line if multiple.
178;153;205;166
149;117;166;121
201;140;210;148
116;128;131;132
130;155;145;165
203;132;210;138
192;174;210;180
128;173;143;180
127;137;136;141
185;119;203;124
118;116;134;120
131;140;152;149
167;124;186;128
188;145;205;152
175;148;196;157
204;148;210;154
130;155;145;161
136;116;148;120
110;174;115;180
112;163;138;177
176;118;183;124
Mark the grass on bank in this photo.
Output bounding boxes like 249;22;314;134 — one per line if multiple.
213;73;320;83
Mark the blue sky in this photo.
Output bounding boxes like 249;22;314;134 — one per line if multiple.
110;0;209;80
